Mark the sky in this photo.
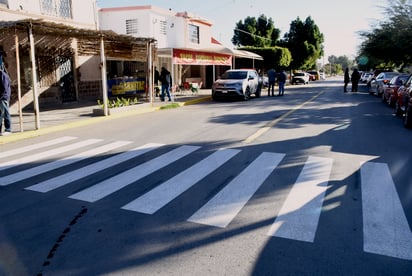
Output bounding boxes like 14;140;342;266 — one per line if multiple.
96;0;388;59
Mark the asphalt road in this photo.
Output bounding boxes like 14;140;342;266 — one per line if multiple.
0;78;411;276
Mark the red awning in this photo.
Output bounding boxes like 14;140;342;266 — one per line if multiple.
172;49;232;66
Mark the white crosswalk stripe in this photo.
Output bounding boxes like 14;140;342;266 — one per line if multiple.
0;136;77;160
360;162;412;260
122;148;241;214
0;139;102;173
1;141;132;186
267;156;333;242
68;145;200;202
26;143;164;193
188;152;285;228
2;136;411;260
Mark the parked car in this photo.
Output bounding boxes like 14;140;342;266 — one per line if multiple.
212;69;262;101
395;74;412;117
404;95;412;128
361;72;372;83
307;70;320;81
382;73;410;106
368;71;399;96
319;71;326;80
291;72;310;85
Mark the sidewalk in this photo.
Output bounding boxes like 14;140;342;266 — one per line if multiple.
1;89;211;144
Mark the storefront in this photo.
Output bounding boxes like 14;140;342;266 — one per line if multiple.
157;47;262;90
0;19;155;129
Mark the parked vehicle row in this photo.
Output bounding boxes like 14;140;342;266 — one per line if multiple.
368;71;399;96
377;72;412;128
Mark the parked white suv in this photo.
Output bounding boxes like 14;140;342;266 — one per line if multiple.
212;69;262;100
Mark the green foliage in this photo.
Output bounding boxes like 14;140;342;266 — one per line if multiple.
159;103;180;110
232;14;281;47
281;16;324;70
358;0;412;70
97;96;140;109
239;46;291;70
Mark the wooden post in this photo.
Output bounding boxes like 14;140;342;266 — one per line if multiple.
100;36;108;116
28;24;40;129
148;41;153;107
15;34;23;132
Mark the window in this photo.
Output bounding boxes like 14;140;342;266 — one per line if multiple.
126;19;138;35
40;0;72;19
188;24;199;44
159;20;167;35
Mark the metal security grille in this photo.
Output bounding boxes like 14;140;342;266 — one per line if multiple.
57;56;76;102
41;0;72;19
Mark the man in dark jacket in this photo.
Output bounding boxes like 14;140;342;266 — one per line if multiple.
0;54;12;135
159;67;172;101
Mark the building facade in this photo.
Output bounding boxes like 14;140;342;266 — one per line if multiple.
99;5;238;90
0;0;153;124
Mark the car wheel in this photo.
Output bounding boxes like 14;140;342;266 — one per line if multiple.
404;106;412;128
244;87;250;101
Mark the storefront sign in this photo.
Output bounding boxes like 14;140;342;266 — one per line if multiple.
173;49;232;65
108;78;146;96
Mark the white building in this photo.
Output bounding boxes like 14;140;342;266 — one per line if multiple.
99;5;260;89
0;0;98;29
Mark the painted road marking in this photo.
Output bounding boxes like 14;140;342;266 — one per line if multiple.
1;141;131;186
0;136;77;159
27;143;164;193
268;156;333;242
361;162;412;260
188;152;285;228
122;148;241;214
69;145;200;203
0;139;102;173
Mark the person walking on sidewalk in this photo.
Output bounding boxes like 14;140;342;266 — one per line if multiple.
0;54;12;136
278;70;287;96
267;68;276;96
344;68;350;92
160;67;172;101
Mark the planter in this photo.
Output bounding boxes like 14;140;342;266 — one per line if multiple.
92;104;143;116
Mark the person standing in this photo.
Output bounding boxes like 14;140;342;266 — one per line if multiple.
278;70;287;96
154;66;160;97
351;68;360;92
0;54;11;136
267;68;276;96
160;66;172;101
344;68;350;92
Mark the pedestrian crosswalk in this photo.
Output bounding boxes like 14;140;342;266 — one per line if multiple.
1;136;411;260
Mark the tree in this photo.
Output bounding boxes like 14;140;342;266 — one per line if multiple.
232;14;281;47
281;16;324;70
239;46;292;70
358;0;412;70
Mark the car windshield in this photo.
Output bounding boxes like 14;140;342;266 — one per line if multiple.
221;71;247;80
385;72;398;79
294;73;305;76
396;75;409;84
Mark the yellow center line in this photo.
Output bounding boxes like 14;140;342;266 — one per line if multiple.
243;90;326;144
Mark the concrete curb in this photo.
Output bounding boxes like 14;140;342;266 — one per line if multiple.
0;96;212;145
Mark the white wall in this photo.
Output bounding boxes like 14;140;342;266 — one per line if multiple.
1;0;98;29
99;5;215;50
